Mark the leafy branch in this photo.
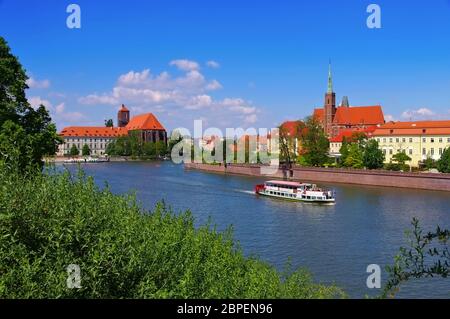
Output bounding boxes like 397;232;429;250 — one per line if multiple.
382;218;449;298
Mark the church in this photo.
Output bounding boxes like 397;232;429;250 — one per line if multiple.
313;64;385;138
57;104;167;156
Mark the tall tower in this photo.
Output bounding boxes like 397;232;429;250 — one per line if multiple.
324;62;336;136
117;104;130;127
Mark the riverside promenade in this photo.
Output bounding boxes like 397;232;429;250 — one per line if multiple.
184;163;450;192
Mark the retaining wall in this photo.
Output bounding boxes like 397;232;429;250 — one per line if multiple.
184;163;450;191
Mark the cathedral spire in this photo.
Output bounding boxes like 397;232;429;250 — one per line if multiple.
327;60;333;94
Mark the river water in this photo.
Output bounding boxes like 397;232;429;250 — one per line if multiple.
60;161;450;298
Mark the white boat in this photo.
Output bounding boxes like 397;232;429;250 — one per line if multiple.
255;180;335;204
63;157;110;164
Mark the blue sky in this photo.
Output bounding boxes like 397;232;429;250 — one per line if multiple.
1;0;450;132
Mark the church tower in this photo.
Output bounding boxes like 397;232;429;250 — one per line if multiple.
117;104;130;127
324;62;336;136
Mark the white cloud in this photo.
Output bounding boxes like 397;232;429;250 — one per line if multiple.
244;114;258;124
58;111;85;123
79;94;118;105
28;96;52;110
401;108;436;120
186;95;213;110
55;103;65;114
169;59;199;71
206;60;220;68
118;69;150;85
205;80;222;91
79;61;261;128
27;77;51;89
384;114;395;122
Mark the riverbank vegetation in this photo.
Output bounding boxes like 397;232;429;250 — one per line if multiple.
105;133;168;159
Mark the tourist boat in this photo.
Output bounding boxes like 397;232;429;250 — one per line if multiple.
255;180;336;204
63;156;110;164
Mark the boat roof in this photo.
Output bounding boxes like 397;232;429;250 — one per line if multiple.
265;180;311;187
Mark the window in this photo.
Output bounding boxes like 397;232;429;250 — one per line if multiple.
448;138;450;143
389;149;393;155
423;148;426;155
383;149;386;155
383;138;386;143
389;138;393;143
409;149;413;155
431;138;435;143
409;138;413;143
402;138;406;143
396;138;400;143
423;138;426;143
431;148;434;155
439;138;443;143
439;148;443;155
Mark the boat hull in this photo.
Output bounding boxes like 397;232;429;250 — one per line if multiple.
256;190;335;204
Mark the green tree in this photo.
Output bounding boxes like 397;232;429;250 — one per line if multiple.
105;141;116;155
339;140;350;166
301;117;329;167
423;156;436;170
0;36;61;170
82;144;91;156
363;139;385;169
104;119;114;127
155;141;167;157
392;152;411;171
129;132;142;157
392;152;411;165
344;143;364;168
69;145;79;156
143;142;156;157
437;147;450;173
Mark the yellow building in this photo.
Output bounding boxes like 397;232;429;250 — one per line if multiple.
372;121;450;167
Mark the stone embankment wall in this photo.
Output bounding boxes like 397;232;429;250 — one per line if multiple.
184;163;450;192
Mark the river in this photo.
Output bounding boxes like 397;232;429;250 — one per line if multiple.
60;161;450;298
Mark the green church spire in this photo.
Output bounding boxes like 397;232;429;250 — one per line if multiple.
327;61;333;94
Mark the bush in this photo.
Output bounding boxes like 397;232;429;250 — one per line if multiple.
0;165;344;299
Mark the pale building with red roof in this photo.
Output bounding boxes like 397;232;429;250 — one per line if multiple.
58;104;167;156
372;120;450;167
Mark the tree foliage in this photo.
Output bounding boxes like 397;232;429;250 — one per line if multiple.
392;152;411;165
343;144;364;168
106;133;168;159
300;117;329;167
363;139;385;169
69;145;79;156
104;119;114;127
82;144;91;156
0;36;61;170
437;147;450;173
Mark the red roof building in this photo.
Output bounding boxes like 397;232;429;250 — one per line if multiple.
313;64;385;138
58;105;167;156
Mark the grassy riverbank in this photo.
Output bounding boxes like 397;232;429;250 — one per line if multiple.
0;164;345;298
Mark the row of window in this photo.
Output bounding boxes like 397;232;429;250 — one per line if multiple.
65;144;107;150
383;148;445;156
64;138;113;143
267;191;297;198
377;137;450;144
